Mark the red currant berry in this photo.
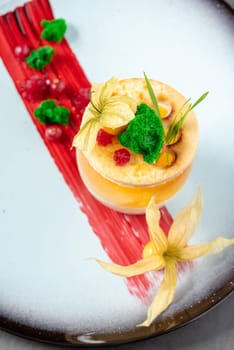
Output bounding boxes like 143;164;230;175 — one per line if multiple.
72;87;90;112
96;129;114;146
21;75;48;102
113;148;131;166
49;79;66;97
45;125;63;141
14;44;31;59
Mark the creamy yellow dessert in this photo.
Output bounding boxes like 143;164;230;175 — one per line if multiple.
73;76;206;214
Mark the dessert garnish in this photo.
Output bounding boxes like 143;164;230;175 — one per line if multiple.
96;128;114;146
113;148;131;166
41;19;67;42
94;189;234;327
21;75;48;101
72;77;135;151
144;72;161;116
164;91;209;145
143;72;208;149
49;79;66;97
156;150;176;168
72;87;91;112
25;46;55;70
117;73;164;163
34;99;70;125
118;103;164;164
14;44;31;59
45;125;63;141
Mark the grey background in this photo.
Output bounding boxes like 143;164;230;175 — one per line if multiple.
0;0;233;349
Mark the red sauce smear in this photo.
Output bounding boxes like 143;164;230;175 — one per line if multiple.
0;0;189;302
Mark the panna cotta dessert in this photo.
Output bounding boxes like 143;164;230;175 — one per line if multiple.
73;75;207;214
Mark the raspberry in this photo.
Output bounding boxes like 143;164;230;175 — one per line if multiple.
21;75;48;102
96;129;114;146
45;125;63;141
113;148;131;166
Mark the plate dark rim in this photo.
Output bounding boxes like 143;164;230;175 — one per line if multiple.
0;274;233;347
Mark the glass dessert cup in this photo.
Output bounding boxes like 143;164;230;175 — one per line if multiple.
74;77;200;214
77;149;194;214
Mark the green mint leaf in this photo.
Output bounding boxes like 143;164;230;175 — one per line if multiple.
118;103;164;164
41;18;67;43
34;99;70;125
25;46;54;70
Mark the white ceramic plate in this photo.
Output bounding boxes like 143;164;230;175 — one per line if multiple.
0;0;233;346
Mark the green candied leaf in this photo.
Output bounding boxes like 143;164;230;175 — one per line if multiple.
34;99;55;124
25;46;54;70
144;72;160;117
53;106;70;125
34;99;70;125
165;91;209;145
118;103;164;164
190;91;209;109
41;18;67;43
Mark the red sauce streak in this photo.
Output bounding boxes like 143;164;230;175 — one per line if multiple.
0;0;190;302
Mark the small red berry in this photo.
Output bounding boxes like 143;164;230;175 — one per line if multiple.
113;148;131;166
21;75;48;101
45;125;63;141
49;79;66;97
96;129;114;146
72;87;90;112
14;44;31;59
